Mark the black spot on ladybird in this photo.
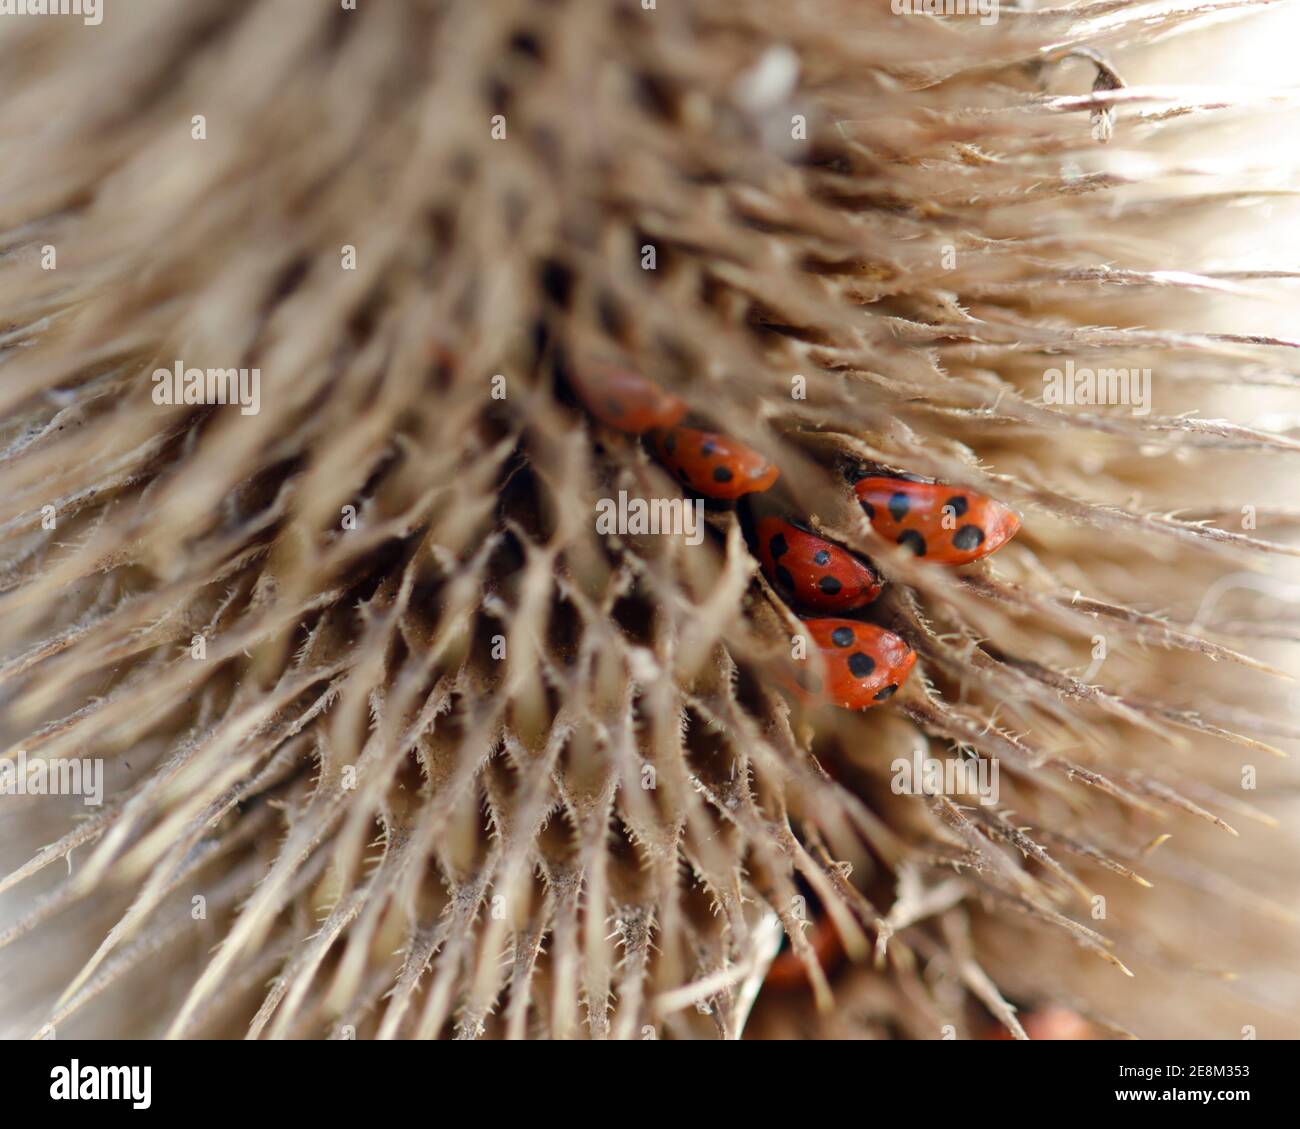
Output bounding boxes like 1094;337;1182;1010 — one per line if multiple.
818;575;842;596
898;529;927;556
873;684;898;701
813;549;831;565
888;492;910;522
946;495;968;518
713;466;733;484
664;433;676;455
775;566;795;590
701;440;718;455
953;524;985;551
847;652;876;678
830;626;854;647
770;533;789;559
861;500;875;520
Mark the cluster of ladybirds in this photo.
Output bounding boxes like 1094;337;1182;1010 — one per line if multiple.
568;359;1021;711
568;360;1025;997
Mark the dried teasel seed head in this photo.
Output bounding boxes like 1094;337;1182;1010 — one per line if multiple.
1;0;1299;1042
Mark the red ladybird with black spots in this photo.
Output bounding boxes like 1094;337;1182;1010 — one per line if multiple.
753;513;882;612
851;473;1020;565
650;425;780;500
982;1007;1095;1041
763;911;846;991
567;360;688;434
786;617;916;710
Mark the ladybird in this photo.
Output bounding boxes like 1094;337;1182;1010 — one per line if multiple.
650;425;780;500
852;475;1020;565
763;913;846;991
786;618;916;710
427;341;458;370
753;515;882;611
567;361;687;433
982;1007;1095;1041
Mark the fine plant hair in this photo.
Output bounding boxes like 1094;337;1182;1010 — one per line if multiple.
1;0;1298;1040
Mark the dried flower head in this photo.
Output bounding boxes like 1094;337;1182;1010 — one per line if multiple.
2;0;1299;1040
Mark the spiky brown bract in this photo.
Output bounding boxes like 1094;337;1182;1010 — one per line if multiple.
2;0;1299;1040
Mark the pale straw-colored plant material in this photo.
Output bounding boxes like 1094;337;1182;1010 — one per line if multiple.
1;0;1298;1039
